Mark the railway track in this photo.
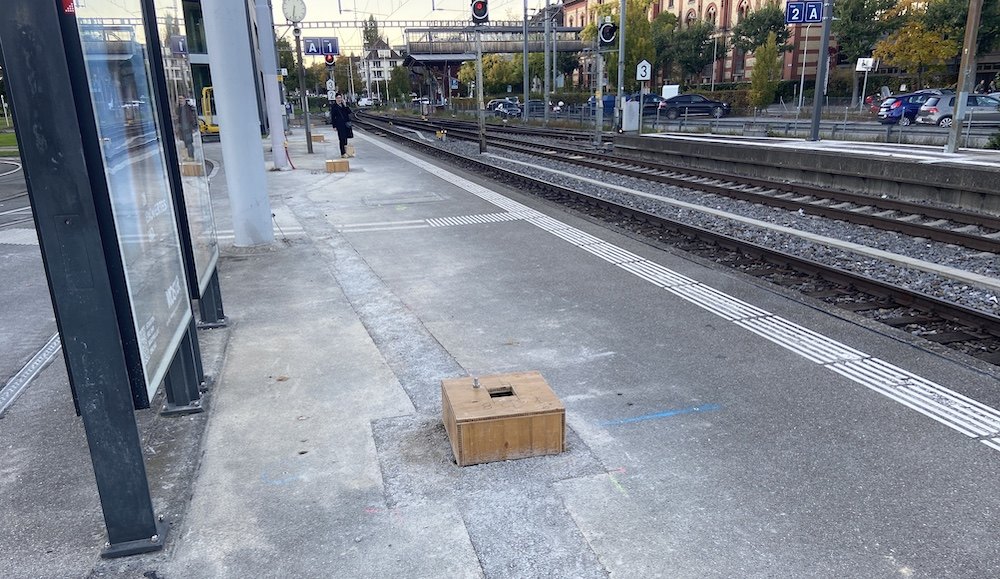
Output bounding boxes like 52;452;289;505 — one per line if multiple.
357;115;1000;367
368;113;1000;255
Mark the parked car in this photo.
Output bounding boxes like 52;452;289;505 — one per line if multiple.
628;93;668;115
586;94;617;115
525;99;563;115
915;94;1000;127
658;94;731;119
525;99;546;115
486;98;518;111
493;102;522;118
876;91;938;126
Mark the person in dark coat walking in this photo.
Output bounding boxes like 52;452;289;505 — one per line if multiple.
176;95;197;159
329;93;353;158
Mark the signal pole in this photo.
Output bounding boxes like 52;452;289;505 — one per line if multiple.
808;0;832;141
476;28;486;153
544;0;551;125
615;0;626;131
523;0;529;122
294;26;313;153
945;0;984;153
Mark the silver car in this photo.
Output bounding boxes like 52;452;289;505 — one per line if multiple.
914;94;1000;127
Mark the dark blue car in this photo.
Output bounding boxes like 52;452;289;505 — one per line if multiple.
876;91;940;126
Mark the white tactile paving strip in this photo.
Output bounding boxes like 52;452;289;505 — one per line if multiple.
357;132;1000;451
0;228;39;246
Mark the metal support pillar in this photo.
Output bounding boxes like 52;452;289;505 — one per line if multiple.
197;269;227;328
476;28;487;153
616;0;626;131
808;0;834;141
187;317;208;388
523;0;529;122
293;27;314;154
544;0;551;125
945;0;984;153
595;50;605;147
161;323;203;416
202;0;274;245
255;0;291;169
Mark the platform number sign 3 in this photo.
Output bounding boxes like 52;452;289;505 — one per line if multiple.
636;60;651;82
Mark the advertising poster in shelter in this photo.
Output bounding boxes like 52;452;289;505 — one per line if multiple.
75;1;192;404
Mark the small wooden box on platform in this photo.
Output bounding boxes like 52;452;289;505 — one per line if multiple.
180;161;204;176
325;159;349;173
311;134;326;143
441;371;565;467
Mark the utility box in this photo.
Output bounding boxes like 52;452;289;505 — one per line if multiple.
442;371;565;467
325;159;349;173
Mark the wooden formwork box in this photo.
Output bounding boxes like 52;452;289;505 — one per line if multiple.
442;371;565;467
325;159;349;173
180;161;205;176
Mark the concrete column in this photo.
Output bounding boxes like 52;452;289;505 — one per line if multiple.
202;0;274;246
255;0;290;170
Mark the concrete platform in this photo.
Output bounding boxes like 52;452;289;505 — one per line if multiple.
616;132;1000;215
4;126;1000;577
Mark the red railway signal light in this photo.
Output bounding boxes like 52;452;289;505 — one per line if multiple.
471;0;488;24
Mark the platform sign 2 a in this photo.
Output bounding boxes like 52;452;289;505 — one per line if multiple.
786;1;823;23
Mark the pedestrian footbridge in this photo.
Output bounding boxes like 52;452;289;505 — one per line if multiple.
405;24;586;62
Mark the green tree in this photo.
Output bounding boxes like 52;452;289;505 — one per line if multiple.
387;65;412;101
749;32;782;111
580;0;655;93
557;52;578;88
277;38;298;92
306;62;326;95
923;0;1000;54
457;56;519;95
873;20;960;86
832;0;901;106
730;1;789;53
333;55;363;99
483;54;518;94
651;12;680;83
615;0;655;93
673;20;716;83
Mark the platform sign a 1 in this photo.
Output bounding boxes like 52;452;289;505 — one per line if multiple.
72;2;193;407
304;37;339;55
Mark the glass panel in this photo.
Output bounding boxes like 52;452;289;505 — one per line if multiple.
75;2;192;402
153;0;220;295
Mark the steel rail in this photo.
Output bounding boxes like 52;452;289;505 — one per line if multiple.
374;114;1000;253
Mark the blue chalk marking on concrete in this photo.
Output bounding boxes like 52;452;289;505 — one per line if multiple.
602;403;721;426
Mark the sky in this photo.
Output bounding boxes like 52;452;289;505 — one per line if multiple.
272;0;555;55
